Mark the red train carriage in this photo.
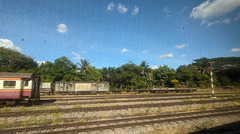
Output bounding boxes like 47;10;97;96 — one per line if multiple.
0;73;40;104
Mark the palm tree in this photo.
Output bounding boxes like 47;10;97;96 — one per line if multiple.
140;61;153;89
78;59;91;75
140;61;149;75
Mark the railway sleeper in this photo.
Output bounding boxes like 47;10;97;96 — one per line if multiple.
34;111;240;134
1;106;240;134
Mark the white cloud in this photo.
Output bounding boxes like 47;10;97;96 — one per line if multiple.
142;50;148;54
159;53;173;59
72;52;84;60
180;54;187;58
132;5;139;16
90;45;95;49
230;48;240;52
121;48;128;53
163;7;171;17
118;3;128;14
37;61;46;65
151;65;158;70
107;2;115;11
80;50;88;53
190;0;240;26
57;23;68;33
175;43;188;49
234;12;240;20
190;0;240;20
182;6;187;13
206;18;230;26
0;38;22;52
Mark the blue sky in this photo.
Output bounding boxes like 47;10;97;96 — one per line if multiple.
0;0;240;69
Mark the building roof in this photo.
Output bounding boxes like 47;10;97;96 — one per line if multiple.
0;72;35;78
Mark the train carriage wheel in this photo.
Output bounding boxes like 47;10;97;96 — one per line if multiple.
5;101;16;106
0;100;5;107
15;100;20;105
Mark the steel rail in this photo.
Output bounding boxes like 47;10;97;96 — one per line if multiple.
37;96;240;106
1;106;240;134
48;111;240;134
40;93;234;100
0;98;239;118
45;111;240;134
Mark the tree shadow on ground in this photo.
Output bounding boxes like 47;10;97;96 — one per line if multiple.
190;121;240;134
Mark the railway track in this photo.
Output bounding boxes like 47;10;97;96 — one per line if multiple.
42;94;236;101
33;95;240;106
1;106;240;134
40;93;235;100
3;94;239;108
0;98;238;118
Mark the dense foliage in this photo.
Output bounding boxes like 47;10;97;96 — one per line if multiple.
1;47;239;89
0;47;38;72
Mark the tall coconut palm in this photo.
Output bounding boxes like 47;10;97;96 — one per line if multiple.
140;61;153;89
78;59;91;75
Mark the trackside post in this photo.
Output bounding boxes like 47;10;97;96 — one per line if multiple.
208;62;215;98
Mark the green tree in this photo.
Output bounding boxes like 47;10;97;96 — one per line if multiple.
101;67;121;89
192;57;209;76
171;79;180;87
190;57;240;87
0;47;38;72
106;62;147;90
176;65;203;88
140;61;153;89
78;59;91;75
79;66;103;81
38;61;55;82
153;65;176;87
53;56;77;82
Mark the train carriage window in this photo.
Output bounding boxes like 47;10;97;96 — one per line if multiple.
3;81;16;87
24;80;29;87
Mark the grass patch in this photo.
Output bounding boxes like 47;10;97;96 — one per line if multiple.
199;105;208;111
183;99;193;102
0;106;11;112
72;104;82;109
104;98;109;102
19;106;29;111
78;119;85;123
195;120;212;131
0;119;12;129
157;105;162;113
35;106;61;111
23;118;40;127
52;112;62;125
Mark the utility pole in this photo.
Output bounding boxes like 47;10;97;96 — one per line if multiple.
208;62;215;97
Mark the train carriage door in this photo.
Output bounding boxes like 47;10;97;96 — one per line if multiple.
20;79;24;98
22;79;31;98
34;75;40;100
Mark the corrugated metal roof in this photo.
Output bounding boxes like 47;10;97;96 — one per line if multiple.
0;72;34;78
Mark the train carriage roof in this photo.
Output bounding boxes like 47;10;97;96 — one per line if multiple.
0;72;36;78
55;81;109;83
